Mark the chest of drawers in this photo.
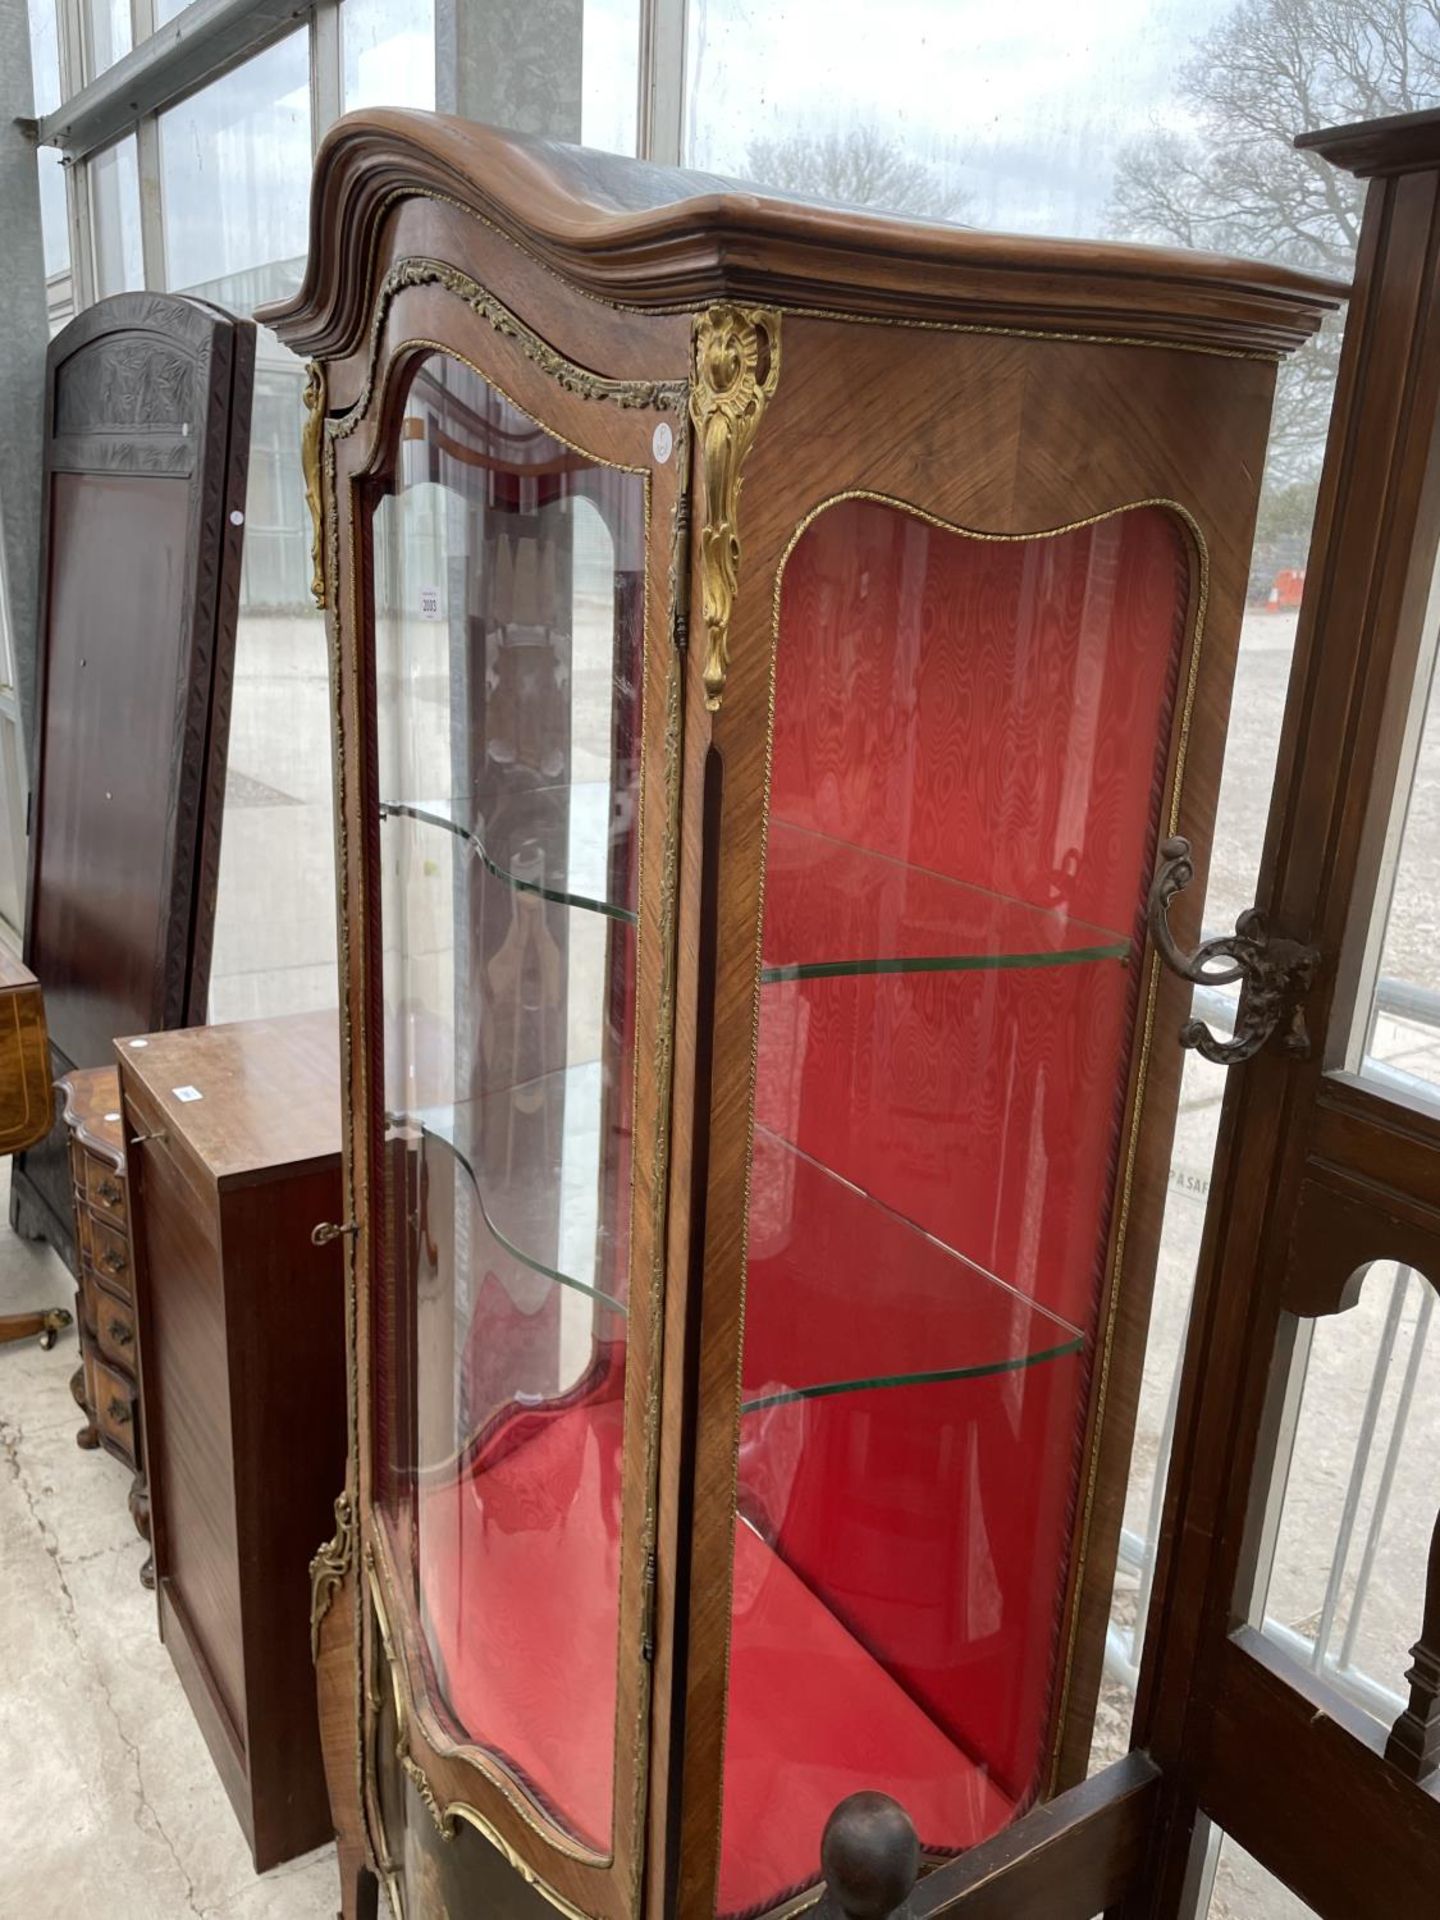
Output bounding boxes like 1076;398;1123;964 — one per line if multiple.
60;1064;151;1581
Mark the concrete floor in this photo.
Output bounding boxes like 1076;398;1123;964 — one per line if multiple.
0;1155;337;1920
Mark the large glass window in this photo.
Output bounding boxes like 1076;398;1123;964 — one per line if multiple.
582;0;640;155
1354;601;1440;1103
26;0;69;279
206;326;338;1024
159;31;311;303
89;136;143;296
83;0;131;79
154;32;333;1026
373;351;646;1851
684;0;1223;234
342;0;436;111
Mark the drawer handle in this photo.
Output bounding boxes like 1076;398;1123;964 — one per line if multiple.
97;1178;122;1206
107;1318;132;1349
101;1248;128;1277
107;1396;132;1426
130;1129;167;1147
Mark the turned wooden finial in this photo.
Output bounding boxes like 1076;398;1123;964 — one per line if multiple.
817;1791;920;1920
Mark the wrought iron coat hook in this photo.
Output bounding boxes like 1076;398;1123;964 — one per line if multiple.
1147;836;1321;1066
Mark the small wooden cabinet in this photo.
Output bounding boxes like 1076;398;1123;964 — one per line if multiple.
263;113;1342;1920
120;1012;346;1871
60;1064;151;1578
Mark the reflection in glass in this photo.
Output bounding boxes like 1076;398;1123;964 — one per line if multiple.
374;352;645;1852
159;31;310;301
718;498;1190;1915
90;136;144;296
342;0;435;110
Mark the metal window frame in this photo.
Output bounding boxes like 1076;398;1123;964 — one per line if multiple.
39;0;685;299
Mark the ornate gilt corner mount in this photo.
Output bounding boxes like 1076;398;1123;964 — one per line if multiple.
301;360;327;611
689;305;781;712
308;1488;355;1660
402;1754;457;1841
1147;836;1321;1066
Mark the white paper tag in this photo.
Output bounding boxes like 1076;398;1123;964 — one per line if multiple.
652;421;673;464
172;1085;203;1103
419;586;441;620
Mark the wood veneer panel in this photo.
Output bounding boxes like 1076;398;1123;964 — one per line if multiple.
34;473;191;1068
139;1134;241;1732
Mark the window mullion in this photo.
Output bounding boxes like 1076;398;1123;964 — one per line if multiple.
135;111;164;289
312;0;342;146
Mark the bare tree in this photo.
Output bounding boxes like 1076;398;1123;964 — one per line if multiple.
1112;0;1440;494
745;126;969;222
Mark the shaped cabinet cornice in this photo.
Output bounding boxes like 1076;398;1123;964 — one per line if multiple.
261;109;1340;1920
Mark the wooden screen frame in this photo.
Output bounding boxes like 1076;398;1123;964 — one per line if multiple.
1113;110;1440;1920
12;290;254;1269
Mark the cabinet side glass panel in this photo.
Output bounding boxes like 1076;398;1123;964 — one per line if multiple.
718;498;1190;1915
371;351;646;1854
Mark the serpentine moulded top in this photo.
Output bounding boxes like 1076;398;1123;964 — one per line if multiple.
259;109;1345;361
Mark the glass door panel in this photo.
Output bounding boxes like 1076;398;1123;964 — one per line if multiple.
719;497;1192;1914
372;351;645;1855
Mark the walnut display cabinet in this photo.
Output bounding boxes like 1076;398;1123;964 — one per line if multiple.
261;111;1340;1920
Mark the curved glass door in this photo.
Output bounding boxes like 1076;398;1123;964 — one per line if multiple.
719;497;1191;1915
371;351;645;1854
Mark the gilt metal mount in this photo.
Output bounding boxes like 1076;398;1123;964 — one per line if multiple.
1146;836;1320;1067
311;1219;359;1247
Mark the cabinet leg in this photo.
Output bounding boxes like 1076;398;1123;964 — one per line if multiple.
72;1365;101;1448
8;1176;49;1244
128;1472;150;1541
337;1839;378;1920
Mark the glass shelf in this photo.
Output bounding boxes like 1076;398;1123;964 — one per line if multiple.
380;785;637;923
382;800;1131;979
390;1058;630;1314
759;820;1131;983
741;1125;1084;1416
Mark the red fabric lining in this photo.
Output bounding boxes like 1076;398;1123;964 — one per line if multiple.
419;1400;1012;1914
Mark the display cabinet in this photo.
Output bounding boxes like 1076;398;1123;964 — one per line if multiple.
262;111;1339;1920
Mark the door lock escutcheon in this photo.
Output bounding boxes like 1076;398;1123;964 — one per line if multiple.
1147;836;1321;1067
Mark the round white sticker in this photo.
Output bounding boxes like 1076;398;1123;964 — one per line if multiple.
652;421;673;464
